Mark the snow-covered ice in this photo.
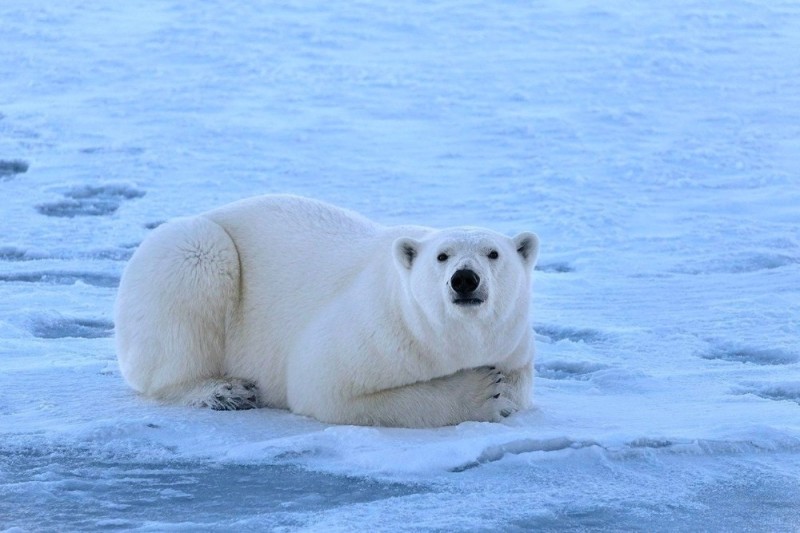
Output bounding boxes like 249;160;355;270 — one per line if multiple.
1;0;799;530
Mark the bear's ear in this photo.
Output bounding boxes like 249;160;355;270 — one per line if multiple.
513;232;539;268
393;237;420;271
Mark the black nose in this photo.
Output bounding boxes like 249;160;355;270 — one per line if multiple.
451;269;480;294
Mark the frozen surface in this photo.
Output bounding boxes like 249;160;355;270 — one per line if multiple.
1;0;799;531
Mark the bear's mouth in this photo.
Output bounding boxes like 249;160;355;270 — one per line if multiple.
453;297;484;306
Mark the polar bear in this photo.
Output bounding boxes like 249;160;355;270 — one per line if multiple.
114;195;539;427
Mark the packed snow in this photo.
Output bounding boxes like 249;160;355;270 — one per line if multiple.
1;0;799;531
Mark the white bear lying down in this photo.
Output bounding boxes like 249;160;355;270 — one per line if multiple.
115;195;539;427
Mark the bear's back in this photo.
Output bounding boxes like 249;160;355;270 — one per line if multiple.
205;195;385;313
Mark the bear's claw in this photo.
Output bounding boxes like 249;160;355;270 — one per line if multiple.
468;366;518;423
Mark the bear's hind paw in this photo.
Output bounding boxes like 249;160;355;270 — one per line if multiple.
191;378;260;411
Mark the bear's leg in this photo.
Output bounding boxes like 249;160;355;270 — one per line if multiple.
115;216;253;409
326;366;518;427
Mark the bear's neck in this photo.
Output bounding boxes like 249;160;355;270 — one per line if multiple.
391;281;524;373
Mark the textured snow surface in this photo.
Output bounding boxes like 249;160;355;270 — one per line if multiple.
2;0;799;531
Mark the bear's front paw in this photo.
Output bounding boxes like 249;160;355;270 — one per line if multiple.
193;378;260;411
470;366;518;422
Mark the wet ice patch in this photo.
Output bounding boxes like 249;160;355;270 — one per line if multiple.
535;360;609;381
734;383;800;405
27;312;114;339
80;146;145;155
81;248;134;261
700;341;799;366
0;246;48;261
0;159;28;179
0;246;132;262
36;184;145;218
536;262;574;273
536;324;605;344
627;437;675;449
675;252;800;274
0;271;120;288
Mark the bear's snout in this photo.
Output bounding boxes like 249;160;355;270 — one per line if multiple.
450;269;481;295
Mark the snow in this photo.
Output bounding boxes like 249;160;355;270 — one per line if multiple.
1;0;799;530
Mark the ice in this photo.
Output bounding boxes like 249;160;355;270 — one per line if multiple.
2;0;800;530
35;184;146;218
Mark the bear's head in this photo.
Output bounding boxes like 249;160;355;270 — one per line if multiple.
393;228;539;329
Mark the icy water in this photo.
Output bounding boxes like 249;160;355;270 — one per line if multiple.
1;448;427;531
2;0;800;531
4;443;800;531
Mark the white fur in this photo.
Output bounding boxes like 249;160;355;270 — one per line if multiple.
114;195;539;427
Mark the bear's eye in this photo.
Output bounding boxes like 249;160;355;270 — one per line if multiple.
488;250;499;260
437;253;449;262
